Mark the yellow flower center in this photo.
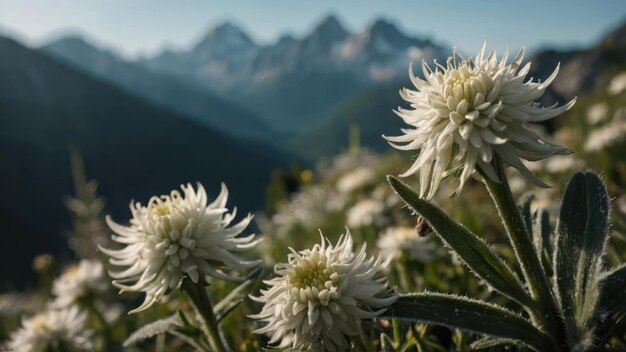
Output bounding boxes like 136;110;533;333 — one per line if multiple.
148;191;182;221
288;258;337;291
441;63;493;110
30;314;52;334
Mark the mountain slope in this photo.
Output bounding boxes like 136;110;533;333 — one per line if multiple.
288;83;406;160
40;36;275;141
0;36;291;288
530;21;626;106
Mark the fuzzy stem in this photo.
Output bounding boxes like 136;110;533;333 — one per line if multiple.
480;157;564;348
181;279;226;352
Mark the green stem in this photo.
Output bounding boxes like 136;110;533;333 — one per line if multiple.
395;257;412;292
181;280;226;352
480;157;564;348
392;319;401;348
83;299;112;351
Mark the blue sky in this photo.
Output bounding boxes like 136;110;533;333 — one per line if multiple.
1;0;625;58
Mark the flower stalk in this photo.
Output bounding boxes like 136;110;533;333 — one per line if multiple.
181;279;226;352
83;298;112;352
479;156;564;347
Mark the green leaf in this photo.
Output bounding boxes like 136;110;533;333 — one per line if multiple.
214;266;262;322
533;208;553;276
380;293;553;351
599;264;626;324
124;314;180;347
387;176;533;307
554;171;610;348
519;194;534;236
470;337;519;350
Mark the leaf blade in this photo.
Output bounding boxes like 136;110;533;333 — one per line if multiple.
124;314;180;347
380;293;552;351
387;176;533;307
554;171;610;348
214;266;263;322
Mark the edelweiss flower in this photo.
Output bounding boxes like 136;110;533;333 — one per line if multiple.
584;119;626;152
336;167;375;194
251;230;396;351
376;226;437;263
101;183;259;313
608;71;626;95
7;306;92;352
52;259;108;309
346;199;385;228
384;43;576;198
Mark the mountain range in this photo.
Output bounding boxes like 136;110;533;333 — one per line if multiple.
47;15;447;133
41;36;278;142
0;36;290;288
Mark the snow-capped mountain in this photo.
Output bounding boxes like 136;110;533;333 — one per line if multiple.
143;22;260;89
46;15;446;133
141;15;446;91
139;15;447;131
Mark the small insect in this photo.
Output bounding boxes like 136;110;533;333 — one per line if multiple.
416;215;433;237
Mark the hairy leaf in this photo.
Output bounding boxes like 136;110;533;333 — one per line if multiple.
380;293;553;351
470;337;520;350
214;266;262;322
533;208;553;275
519;194;534;236
599;264;626;326
388;176;533;307
124;314;180;347
554;172;610;349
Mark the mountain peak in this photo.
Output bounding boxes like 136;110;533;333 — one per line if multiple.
369;18;404;38
195;21;257;51
45;35;100;52
210;21;246;37
311;14;349;40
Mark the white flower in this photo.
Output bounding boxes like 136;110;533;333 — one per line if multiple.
384;43;575;199
271;185;346;238
52;259;108;309
7;306;92;352
250;230;396;351
525;154;585;174
346;199;385;228
586;103;609;125
336;167;375;194
584;119;626;152
101;183;260;313
608;71;626;95
376;226;437;263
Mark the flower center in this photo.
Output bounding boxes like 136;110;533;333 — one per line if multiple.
148;191;182;221
289;259;332;289
287;255;340;299
31;314;52;334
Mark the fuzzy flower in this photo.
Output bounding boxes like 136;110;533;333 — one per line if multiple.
376;226;437;263
346;199;385;228
7;306;92;352
52;259;108;309
101;183;260;313
384;43;576;199
250;230;396;351
336;167;375;194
